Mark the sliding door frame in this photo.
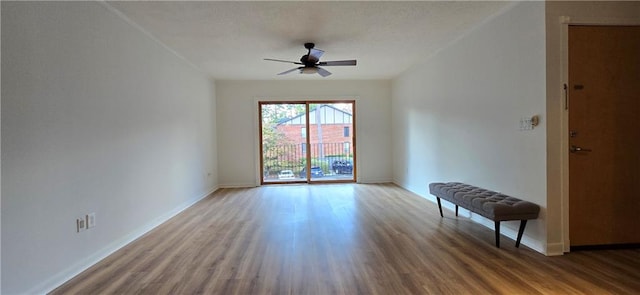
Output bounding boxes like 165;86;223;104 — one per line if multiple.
258;99;357;185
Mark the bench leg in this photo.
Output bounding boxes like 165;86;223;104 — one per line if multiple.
455;205;458;217
436;198;443;217
516;220;528;248
494;221;501;248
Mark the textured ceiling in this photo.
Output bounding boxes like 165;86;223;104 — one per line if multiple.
106;1;513;80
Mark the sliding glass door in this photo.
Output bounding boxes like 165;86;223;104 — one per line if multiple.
259;101;355;184
306;103;354;182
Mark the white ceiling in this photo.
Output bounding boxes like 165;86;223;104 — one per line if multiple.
106;1;513;80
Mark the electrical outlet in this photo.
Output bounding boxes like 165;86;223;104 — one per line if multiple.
86;213;96;229
77;218;86;232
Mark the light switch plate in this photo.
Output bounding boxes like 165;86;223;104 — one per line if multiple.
86;213;96;228
77;218;86;232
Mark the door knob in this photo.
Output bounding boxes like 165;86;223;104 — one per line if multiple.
570;145;592;153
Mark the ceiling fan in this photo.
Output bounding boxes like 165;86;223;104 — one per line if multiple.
264;43;357;77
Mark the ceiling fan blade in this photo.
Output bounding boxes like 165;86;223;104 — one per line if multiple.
277;67;302;75
264;58;303;65
318;60;357;66
309;48;324;60
317;67;332;77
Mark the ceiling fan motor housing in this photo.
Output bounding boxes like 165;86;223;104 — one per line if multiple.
301;55;319;66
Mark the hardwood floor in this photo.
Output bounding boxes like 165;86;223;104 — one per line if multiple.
51;183;640;294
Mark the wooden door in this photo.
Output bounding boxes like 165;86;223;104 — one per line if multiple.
568;26;640;247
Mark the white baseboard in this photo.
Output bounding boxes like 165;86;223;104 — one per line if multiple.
471;216;546;254
35;187;217;295
219;183;258;188
357;178;393;184
219;179;395;187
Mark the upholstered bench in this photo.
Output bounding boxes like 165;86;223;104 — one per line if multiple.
429;182;540;248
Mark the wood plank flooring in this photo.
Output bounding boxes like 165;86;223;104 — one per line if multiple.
51;183;640;294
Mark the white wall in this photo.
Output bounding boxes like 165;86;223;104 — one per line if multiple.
1;2;217;294
544;1;640;254
216;80;392;187
391;2;547;253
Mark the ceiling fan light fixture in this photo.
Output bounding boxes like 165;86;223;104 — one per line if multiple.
301;67;318;74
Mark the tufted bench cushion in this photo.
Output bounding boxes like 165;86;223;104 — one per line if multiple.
429;182;540;248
